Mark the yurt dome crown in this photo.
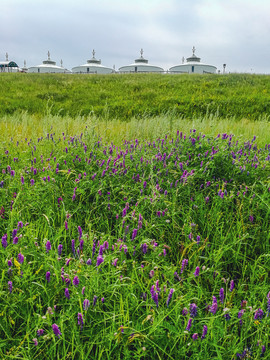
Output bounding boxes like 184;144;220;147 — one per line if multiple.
186;46;201;63
134;49;148;64
42;51;56;65
87;50;101;65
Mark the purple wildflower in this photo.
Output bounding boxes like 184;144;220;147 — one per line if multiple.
101;297;105;303
58;244;63;256
21;176;24;185
64;288;70;299
52;324;62;337
229;280;234;292
166;288;175;307
64;221;68;230
196;235;200;244
1;234;7;248
73;276;79;287
180;259;188;273
82;286;85;295
150;285;159;308
45;241;51;253
78;226;82;240
78;313;84;329
17;221;23;228
33;338;38;346
86;258;92;265
37;329;44;336
30;179;34;186
71;239;75;255
182;308;188;316
112;258;118;267
186;318;192;331
194;266;200;277
96;255;104;267
18;253;24;264
83;299;90;311
254;308;264;320
93;295;98;307
210;296;218;314
192;333;198;341
131;228;138;240
141;243;148;254
219;288;224;304
201;325;208;339
190;303;198;317
8;281;12;293
46;271;51;282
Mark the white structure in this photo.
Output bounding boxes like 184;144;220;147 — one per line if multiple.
169;47;217;74
0;53;19;72
72;50;114;74
28;52;71;73
118;49;164;73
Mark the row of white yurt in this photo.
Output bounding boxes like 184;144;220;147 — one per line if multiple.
20;47;217;74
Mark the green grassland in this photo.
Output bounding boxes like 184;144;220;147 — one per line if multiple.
1;73;270;120
0;73;270;359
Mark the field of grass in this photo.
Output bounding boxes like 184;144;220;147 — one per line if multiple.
0;74;270;359
1;73;270;120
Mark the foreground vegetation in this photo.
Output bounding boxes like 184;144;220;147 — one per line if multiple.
0;74;270;359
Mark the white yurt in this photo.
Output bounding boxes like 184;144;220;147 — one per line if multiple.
0;53;19;72
118;49;164;73
72;50;114;74
169;47;217;74
28;52;71;73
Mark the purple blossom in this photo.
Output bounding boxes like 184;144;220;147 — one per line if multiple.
196;235;200;244
45;241;51;253
86;258;92;265
78;226;82;240
18;253;24;264
37;329;44;336
180;259;188;274
131;228;138;240
210;296;218;314
58;244;63;256
78;313;84;329
30;179;34;186
64;221;68;230
96;255;104;267
83;299;90;311
182;308;188;316
17;221;23;228
93;295;98;307
73;276;79;287
46;271;51;282
71;239;75;255
229;280;234;292
1;234;7;248
201;325;208;339
190;303;198;317
166;288;175;307
52;324;62;337
82;286;85;295
8;281;12;293
64;288;70;299
194;266;200;277
141;243;148;254
150;285;159;308
254;308;264;320
112;258;118;267
186;318;192;331
192;333;198;341
219;288;224;304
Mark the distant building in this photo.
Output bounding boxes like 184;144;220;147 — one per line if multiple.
0;53;19;72
118;49;164;73
169;47;217;74
28;52;71;73
72;50;114;74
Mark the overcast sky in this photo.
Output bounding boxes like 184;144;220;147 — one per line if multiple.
1;0;270;73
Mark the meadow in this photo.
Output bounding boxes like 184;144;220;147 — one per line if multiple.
0;73;270;359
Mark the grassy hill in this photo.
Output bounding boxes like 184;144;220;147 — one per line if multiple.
1;73;270;120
